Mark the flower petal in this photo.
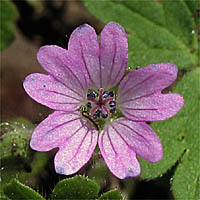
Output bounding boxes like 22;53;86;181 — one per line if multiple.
54;126;98;175
98;123;141;179
118;63;178;103
107;118;163;163
23;73;82;111
120;93;184;121
37;45;89;98
30;111;98;152
99;22;128;89
67;24;100;89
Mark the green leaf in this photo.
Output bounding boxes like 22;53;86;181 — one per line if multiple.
121;0;165;26
83;0;198;69
98;189;122;200
0;0;18;51
185;0;199;16
185;0;200;25
139;68;200;180
3;179;45;200
52;175;99;200
0;118;34;197
163;0;197;49
171;68;200;199
128;48;197;70
0;0;18;21
138;117;186;179
0;22;16;51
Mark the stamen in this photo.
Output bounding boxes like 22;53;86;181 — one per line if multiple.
87;97;98;104
102;97;114;104
109;91;114;97
87;102;92;108
96;110;102;117
86;88;116;120
91;105;100;115
102;91;109;98
101;113;108;119
87;91;96;99
110;107;116;113
93;113;98;119
109;101;116;107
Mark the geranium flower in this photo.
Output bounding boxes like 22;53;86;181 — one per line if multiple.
23;22;184;179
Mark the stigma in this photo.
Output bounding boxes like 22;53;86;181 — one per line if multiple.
86;88;117;119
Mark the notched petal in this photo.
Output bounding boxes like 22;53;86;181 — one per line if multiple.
54;126;98;175
100;22;128;89
30;111;98;175
109;118;163;163
118;63;178;103
37;45;89;96
99;128;141;179
30;111;84;151
68;24;100;89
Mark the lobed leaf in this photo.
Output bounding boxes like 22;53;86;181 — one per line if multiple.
138;117;186;179
120;0;165;26
84;0;186;49
139;68;200;180
171;68;200;199
83;0;199;69
185;0;199;18
128;48;197;70
163;0;198;49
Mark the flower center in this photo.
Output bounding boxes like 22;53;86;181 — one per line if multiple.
86;88;117;119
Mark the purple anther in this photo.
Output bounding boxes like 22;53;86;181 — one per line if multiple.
96;110;102;117
87;91;96;99
93;113;98;119
87;102;92;108
102;97;114;104
109;91;114;97
109;101;116;107
91;105;100;115
103;91;109;98
101;113;108;119
110;107;116;113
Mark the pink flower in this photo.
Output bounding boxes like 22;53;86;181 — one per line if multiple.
23;22;184;179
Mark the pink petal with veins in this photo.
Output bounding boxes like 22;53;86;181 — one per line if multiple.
118;63;178;103
99;22;128;89
120;93;184;121
23;73;82;111
55;126;98;175
68;24;100;89
37;45;89;97
30;111;98;153
99;122;141;179
106;118;163;163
